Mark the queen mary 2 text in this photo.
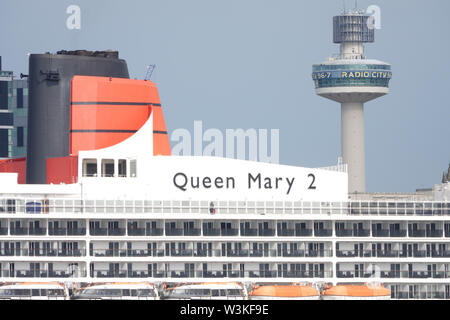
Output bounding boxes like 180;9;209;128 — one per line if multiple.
172;172;306;195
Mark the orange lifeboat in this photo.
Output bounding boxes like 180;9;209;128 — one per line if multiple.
321;284;390;300
248;284;320;300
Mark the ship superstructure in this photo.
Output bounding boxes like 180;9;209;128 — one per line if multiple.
0;12;448;301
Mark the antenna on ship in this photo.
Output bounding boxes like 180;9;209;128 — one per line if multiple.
144;64;156;80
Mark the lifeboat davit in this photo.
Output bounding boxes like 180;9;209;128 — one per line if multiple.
248;284;320;300
321;284;391;300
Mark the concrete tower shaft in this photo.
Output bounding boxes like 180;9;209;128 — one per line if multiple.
312;10;392;194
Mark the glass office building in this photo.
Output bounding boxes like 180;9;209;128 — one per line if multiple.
0;57;28;159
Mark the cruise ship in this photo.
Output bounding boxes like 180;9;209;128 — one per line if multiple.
0;10;449;301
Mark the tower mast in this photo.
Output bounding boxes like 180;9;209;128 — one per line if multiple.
312;9;392;193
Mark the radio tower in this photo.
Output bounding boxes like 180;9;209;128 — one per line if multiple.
312;9;392;193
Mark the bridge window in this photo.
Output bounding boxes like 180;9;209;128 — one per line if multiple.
101;159;114;177
118;159;127;177
82;159;97;177
130;159;137;177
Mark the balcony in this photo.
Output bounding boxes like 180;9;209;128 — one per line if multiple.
336;230;353;237
390;230;407;237
314;229;332;237
336;250;358;258
203;229;220;236
221;229;239;236
259;229;275;237
146;228;163;236
95;270;128;278
280;250;305;257
165;228;183;236
48;228;67;236
108;228;126;236
0;228;8;235
28;228;47;236
10;228;28;235
426;230;443;237
1;269;86;278
170;249;194;257
226;249;249;257
90;228;108;236
354;229;370;237
127;228;146;236
183;228;201;236
67;228;86;236
277;229;295;237
240;229;258;236
295;229;313;236
409;230;426;237
372;230;390;237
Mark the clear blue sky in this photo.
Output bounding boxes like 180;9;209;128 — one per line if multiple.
1;0;449;192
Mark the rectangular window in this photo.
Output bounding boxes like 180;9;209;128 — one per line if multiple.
17;127;24;147
130;159;137;177
0;112;13;126
0;82;8;110
17;88;23;108
82;159;97;177
101;159;114;177
118;159;127;177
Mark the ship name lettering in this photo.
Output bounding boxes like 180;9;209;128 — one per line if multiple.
248;173;295;195
173;172;235;191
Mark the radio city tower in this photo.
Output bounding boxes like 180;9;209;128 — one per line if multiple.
312;9;392;193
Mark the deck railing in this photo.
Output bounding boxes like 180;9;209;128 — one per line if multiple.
0;198;448;216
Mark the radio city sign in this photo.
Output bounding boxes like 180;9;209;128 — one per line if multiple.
312;70;392;80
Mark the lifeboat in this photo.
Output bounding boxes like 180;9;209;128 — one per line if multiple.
71;282;158;300
321;284;391;300
162;282;245;300
248;284;320;300
0;282;67;300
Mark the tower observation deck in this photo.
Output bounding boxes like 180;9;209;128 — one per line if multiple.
312;9;392;194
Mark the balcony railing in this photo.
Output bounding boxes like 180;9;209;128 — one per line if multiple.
89;228;126;236
90;269;333;279
336;270;450;279
392;292;447;300
277;229;295;236
0;269;87;278
336;249;450;258
314;229;332;237
0;198;448;217
0;249;85;257
146;228;164;236
426;230;443;237
372;230;390;237
390;230;407;237
295;229;313;236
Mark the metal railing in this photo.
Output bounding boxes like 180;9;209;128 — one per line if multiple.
337;270;450;279
336;249;450;258
0;249;85;257
89;248;333;258
0;269;87;278
91;269;333;279
0;198;448;217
